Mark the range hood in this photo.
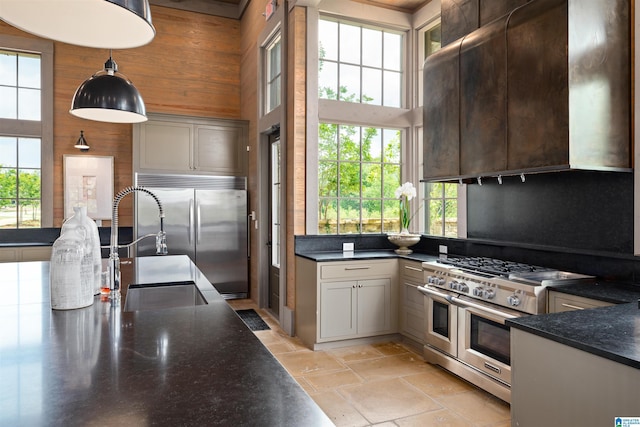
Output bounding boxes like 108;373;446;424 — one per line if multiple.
423;0;631;182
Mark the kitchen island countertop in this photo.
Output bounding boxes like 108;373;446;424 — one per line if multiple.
507;301;640;369
0;255;333;426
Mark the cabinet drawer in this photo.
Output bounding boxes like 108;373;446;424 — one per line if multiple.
548;291;614;313
400;261;424;281
320;261;392;280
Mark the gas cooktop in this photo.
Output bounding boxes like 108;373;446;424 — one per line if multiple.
437;256;552;278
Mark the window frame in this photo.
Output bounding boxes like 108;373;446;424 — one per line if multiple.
264;32;282;115
306;2;463;236
0;35;53;228
309;7;413;235
317;122;403;234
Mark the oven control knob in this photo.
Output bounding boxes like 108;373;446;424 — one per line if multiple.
449;280;458;290
437;277;446;286
473;287;484;297
483;289;495;299
507;295;521;307
458;283;469;293
427;275;436;284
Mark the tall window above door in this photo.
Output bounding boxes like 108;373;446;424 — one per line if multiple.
0;39;52;229
265;33;282;114
318;17;404;108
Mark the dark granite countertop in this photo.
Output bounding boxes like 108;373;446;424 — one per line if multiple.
547;280;640;304
0;255;333;426
295;249;438;263
507;302;640;369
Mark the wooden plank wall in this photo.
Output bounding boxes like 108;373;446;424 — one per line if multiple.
286;6;307;310
0;5;241;226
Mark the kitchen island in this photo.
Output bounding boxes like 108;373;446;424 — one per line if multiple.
0;255;333;426
507;301;640;426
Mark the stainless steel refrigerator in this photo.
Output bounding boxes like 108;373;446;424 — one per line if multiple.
134;173;248;299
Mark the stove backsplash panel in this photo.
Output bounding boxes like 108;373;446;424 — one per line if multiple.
467;170;633;253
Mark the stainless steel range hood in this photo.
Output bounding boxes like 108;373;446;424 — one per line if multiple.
423;0;631;182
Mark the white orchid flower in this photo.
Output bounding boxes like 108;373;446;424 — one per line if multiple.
395;182;417;201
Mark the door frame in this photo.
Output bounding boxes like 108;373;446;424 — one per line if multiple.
256;3;292;334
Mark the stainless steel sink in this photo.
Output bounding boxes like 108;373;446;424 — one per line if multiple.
123;281;208;312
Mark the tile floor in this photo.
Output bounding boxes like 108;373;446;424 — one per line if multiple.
227;300;511;427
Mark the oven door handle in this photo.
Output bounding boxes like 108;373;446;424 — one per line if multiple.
449;295;519;319
418;286;454;300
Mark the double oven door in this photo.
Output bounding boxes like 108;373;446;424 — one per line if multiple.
422;286;522;386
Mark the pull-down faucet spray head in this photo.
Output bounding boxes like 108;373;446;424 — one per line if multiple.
108;186;166;295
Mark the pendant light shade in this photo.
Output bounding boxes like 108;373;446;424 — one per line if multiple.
0;0;155;49
70;56;147;123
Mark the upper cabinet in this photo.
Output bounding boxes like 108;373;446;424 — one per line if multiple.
424;0;631;182
441;0;529;46
134;113;248;176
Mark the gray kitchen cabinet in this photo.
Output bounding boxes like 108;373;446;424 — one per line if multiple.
134;113;248;176
547;290;613;313
295;256;398;350
0;246;52;263
320;278;391;339
398;260;426;345
511;328;639;427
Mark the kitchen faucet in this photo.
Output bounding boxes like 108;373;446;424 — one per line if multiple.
108;186;167;295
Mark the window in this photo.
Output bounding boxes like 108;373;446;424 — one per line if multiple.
318;123;401;234
0;137;41;228
0;38;53;228
417;21;441;107
425;182;458;237
318;18;403;107
265;34;281;114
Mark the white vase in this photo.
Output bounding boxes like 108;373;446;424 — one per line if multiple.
50;227;93;310
62;207;102;295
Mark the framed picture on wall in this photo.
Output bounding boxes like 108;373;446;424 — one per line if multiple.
63;155;113;221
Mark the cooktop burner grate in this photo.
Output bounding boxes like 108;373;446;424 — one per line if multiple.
438;256;552;277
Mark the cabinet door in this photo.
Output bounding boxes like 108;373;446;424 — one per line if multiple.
320;281;357;339
357;278;391;335
194;123;246;175
459;17;507;176
138;121;192;171
423;40;461;180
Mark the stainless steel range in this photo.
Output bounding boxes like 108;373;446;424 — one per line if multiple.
418;256;593;403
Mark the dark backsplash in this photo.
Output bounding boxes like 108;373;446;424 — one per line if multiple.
467;170;634;253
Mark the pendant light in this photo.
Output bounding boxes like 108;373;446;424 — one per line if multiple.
74;131;90;151
0;0;155;49
70;53;147;123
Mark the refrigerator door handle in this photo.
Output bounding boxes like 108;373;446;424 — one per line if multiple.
196;200;202;244
189;198;195;244
246;214;251;259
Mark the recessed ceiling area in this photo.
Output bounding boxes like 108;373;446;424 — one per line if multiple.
148;0;432;19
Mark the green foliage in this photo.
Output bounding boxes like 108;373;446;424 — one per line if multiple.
0;165;41;227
